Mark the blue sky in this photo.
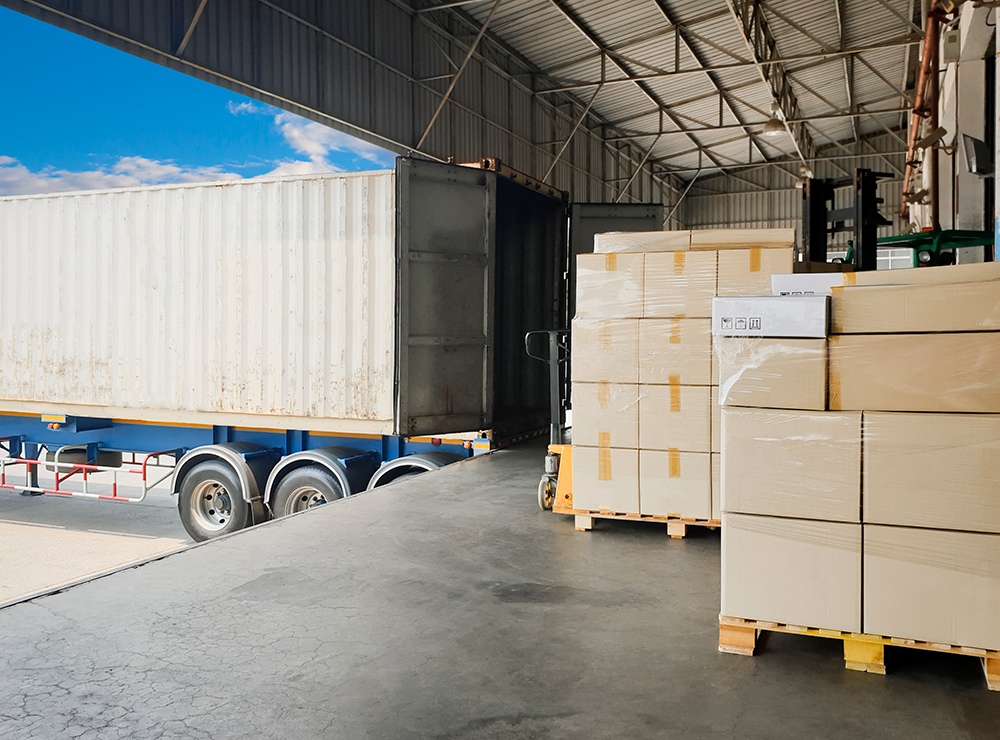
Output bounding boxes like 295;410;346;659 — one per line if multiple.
0;7;396;196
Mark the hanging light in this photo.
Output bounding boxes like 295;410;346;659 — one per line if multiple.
762;102;785;137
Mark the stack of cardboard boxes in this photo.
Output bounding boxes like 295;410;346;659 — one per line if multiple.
570;229;794;530
718;261;1000;652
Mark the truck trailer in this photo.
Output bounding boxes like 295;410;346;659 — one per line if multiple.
0;157;660;541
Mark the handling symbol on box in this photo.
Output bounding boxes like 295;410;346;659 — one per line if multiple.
722;317;733;329
735;318;747;330
749;317;761;330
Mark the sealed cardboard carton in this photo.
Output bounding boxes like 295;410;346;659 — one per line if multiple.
572;318;639;384
712;386;721;453
576;253;644;319
639;450;711;519
689;228;795;247
829;333;1000;412
638;384;711;452
712;296;829;339
721;408;862;522
863;412;1000;533
721;513;862;632
571;383;639;450
644;251;717;318
573;446;639;514
594;230;691;254
773;260;1000;296
711;453;720;521
717;247;795;296
716;337;827;411
831;280;1000;333
865;525;1000;649
638;319;712;385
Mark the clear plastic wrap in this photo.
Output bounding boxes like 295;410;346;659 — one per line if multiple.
720;407;862;522
715;336;827;411
571;318;638;384
639;450;711;518
638;384;711;452
863;412;1000;533
689;227;795;248
571;382;639;449
572;446;639;514
643;250;717;318
593;230;690;254
773;259;1000;297
828;333;1000;412
638;318;712;385
716;247;795;297
830;280;1000;334
575;252;644;319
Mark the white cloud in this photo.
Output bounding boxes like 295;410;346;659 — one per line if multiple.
0;155;242;196
259;111;393;176
227;100;261;115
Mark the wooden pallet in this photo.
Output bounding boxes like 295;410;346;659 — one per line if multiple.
719;615;1000;691
553;506;720;538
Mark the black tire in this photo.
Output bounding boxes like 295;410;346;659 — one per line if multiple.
178;461;252;542
270;466;344;518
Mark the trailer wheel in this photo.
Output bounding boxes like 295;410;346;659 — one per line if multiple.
538;475;556;510
270;466;344;518
178;461;252;542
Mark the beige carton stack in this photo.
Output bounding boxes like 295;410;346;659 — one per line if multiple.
718;260;1000;662
571;228;794;530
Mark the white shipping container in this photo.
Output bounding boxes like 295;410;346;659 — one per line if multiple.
0;172;397;433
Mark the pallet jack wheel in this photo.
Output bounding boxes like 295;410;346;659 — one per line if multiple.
538;475;556;510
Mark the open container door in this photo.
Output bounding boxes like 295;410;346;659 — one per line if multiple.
395;158;496;436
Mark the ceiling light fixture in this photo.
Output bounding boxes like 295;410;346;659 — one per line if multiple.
762;103;785;137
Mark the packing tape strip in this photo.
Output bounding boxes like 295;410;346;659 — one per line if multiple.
749;247;761;273
669;382;681;412
668;319;682;344
829;286;844;333
597;381;611;409
598;447;613;481
598;431;611;448
668;448;681;478
844;273;857;286
828;371;841;410
605;253;617;271
674;251;686;276
599;324;613;350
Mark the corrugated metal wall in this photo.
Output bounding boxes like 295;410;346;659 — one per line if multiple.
0;172;396;428
680;133;908;244
1;0;670;209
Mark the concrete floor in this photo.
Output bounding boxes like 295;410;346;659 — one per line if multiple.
0;439;997;739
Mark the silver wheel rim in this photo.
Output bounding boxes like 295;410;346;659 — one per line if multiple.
286;485;329;515
190;480;234;532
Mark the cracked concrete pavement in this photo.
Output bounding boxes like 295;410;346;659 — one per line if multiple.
0;440;998;739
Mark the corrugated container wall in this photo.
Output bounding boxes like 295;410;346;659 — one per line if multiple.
0;172;397;432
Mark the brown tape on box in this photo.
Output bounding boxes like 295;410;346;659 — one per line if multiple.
599;325;612;350
597;381;611;409
669;382;681;412
829;372;842;410
605;253;617;271
749;248;761;273
844;273;856;286
598;431;611;448
598;447;613;481
668;320;682;344
674;252;686;276
668;448;681;478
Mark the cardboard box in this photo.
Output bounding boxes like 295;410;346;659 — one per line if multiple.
711;453;720;521
638;319;712;385
721;408;862;522
721;513;862;632
575;253;644;319
863;412;1000;533
772;260;1000;296
572;446;639;514
638;384;711;452
572;318;639;384
593;230;691;254
717;247;795;296
571;382;639;450
829;333;1000;412
639;450;711;519
711;386;721;452
831;280;1000;333
644;251;717;318
864;525;1000;649
716;337;827;411
689;228;795;247
712;296;829;339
